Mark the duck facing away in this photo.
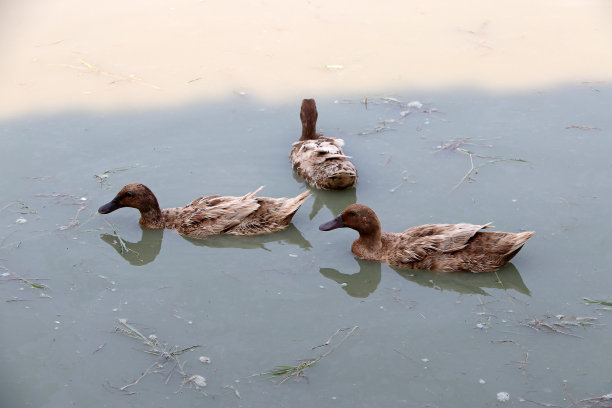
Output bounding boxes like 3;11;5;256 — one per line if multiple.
290;99;357;190
98;183;310;238
319;204;534;272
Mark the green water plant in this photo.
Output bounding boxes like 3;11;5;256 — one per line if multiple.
260;326;358;385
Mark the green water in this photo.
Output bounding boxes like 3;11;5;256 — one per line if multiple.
1;86;611;407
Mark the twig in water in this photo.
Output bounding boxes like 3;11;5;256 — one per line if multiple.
517;315;597;338
565;125;601;131
389;170;417;193
93;343;106;354
562;381;579;408
0;263;50;290
114;319;203;394
102;220;129;254
94;164;141;188
58;205;87;230
438;139;528;192
509;351;529;370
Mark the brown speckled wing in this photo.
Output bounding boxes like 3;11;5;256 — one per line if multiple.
178;196;261;237
393;223;492;264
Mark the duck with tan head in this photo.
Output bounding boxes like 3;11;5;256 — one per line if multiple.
319;204;534;272
290;99;358;190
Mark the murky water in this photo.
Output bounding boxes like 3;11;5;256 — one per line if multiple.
1;87;611;407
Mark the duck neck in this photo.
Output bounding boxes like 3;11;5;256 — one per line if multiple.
300;119;317;140
356;228;383;251
138;206;166;229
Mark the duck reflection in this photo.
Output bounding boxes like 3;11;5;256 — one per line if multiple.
393;263;530;296
100;224;312;265
181;224;311;251
319;259;381;298
99;227;163;266
319;259;530;298
293;170;357;219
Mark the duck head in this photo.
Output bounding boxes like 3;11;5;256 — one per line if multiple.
98;183;161;215
319;204;381;236
300;98;318;141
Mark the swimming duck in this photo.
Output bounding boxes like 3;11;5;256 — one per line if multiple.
319;204;534;272
290;99;357;190
98;183;310;238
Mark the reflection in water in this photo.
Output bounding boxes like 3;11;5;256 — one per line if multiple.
99;227;163;266
182;224;311;251
320;260;529;298
293;171;357;219
100;224;311;265
394;263;530;296
320;259;381;298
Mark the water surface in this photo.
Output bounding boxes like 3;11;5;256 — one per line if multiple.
1;87;611;407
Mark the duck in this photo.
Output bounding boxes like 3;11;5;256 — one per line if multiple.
319;204;534;272
98;183;310;238
290;99;357;190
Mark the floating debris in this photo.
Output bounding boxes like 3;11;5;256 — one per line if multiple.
565;125;601;131
497;392;510;402
324;64;344;70
15;218;27;224
518;314;600;338
187;375;207;388
94;164;141;188
223;385;241;399
114;319;202;393
583;298;612;307
199;356;211;364
407;101;423;109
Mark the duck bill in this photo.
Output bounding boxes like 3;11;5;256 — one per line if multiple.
98;198;121;214
319;215;345;231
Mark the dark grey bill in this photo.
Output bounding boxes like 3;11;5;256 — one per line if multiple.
98;199;121;214
319;215;345;231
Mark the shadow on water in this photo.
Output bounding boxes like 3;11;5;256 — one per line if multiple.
100;224;311;265
320;259;382;298
394;263;531;296
320;259;530;298
292;171;357;219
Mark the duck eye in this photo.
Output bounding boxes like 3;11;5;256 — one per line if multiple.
124;192;134;198
347;211;356;216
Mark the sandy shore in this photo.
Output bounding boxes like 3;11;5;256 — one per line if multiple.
1;0;611;117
